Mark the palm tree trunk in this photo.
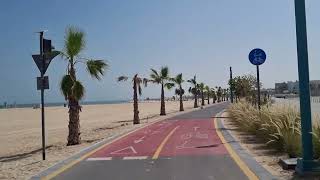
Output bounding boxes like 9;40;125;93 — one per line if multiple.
194;95;198;108
160;83;166;115
133;81;139;124
67;98;81;145
201;91;205;106
67;64;81;146
207;93;210;104
179;86;184;111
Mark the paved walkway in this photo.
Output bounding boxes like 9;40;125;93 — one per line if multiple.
35;102;273;180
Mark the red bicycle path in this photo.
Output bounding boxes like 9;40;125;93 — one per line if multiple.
47;103;263;180
89;118;227;159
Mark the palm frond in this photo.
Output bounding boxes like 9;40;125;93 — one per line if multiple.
73;80;85;100
143;78;149;87
138;84;142;96
160;66;169;78
174;73;183;84
60;75;73;100
175;88;185;95
86;60;108;80
64;26;85;59
150;72;161;84
165;82;175;90
118;76;129;82
150;69;159;77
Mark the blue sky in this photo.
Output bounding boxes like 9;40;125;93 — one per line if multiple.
0;0;319;104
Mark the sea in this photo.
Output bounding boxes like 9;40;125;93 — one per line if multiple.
0;100;129;109
274;97;320;115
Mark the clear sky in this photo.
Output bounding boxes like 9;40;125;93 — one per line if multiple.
0;0;319;104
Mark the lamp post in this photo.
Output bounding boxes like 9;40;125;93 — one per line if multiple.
294;0;320;175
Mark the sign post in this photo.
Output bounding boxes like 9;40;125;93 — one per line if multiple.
40;31;45;161
229;66;234;103
294;0;320;175
32;31;58;160
248;48;266;110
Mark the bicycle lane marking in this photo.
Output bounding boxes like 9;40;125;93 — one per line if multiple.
88;120;179;159
158;119;228;157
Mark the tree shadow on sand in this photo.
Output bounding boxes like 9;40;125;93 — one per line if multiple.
0;145;53;162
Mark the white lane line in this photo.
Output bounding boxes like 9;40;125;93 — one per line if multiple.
123;156;148;160
86;157;112;161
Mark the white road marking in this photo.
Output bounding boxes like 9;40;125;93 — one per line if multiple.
176;140;194;149
123;156;148;160
151;130;161;135
196;132;208;139
86;157;112;161
134;136;146;144
110;146;137;154
181;133;192;140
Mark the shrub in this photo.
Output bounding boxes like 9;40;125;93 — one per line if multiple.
228;102;304;158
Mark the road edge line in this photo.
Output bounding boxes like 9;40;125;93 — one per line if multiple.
214;112;259;180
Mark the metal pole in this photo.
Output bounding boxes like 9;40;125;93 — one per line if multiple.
256;65;261;110
40;31;46;160
294;0;313;171
229;66;234;103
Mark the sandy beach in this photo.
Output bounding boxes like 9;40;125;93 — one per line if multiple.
0;100;197;179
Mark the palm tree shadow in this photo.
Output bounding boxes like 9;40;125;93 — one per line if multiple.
0;145;53;162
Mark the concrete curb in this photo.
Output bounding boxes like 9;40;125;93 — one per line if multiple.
215;111;277;180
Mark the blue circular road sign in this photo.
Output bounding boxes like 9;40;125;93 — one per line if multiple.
248;48;266;65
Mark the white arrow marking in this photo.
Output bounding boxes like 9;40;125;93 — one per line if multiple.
110;146;137;155
134;136;146;144
194;127;200;131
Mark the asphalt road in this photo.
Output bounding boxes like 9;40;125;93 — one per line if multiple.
52;102;249;180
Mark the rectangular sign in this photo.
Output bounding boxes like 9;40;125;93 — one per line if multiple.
37;76;49;90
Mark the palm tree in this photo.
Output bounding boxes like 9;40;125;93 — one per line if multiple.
60;27;108;146
150;66;175;115
118;74;148;124
173;73;185;111
199;83;205;106
205;85;210;105
217;86;222;102
211;88;217;103
187;75;198;108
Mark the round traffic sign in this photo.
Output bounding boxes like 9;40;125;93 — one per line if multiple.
248;48;266;65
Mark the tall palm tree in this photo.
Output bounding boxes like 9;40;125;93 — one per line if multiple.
60;27;108;146
205;85;210;105
173;73;185;111
187;75;198;108
199;83;205;106
150;66;174;115
118;74;148;124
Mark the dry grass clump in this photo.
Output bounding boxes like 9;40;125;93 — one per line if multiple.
228;102;320;158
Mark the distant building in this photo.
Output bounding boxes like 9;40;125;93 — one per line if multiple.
287;81;299;94
275;82;288;94
275;80;320;96
310;80;320;96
